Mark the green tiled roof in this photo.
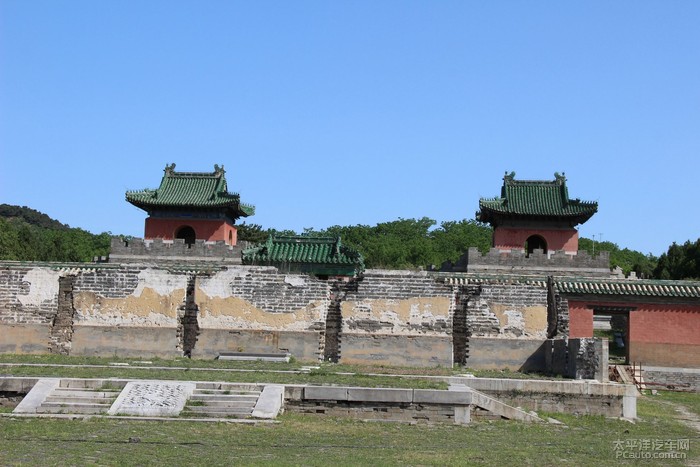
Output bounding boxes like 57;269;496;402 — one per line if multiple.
477;172;597;225
242;236;364;276
126;164;255;217
556;278;700;299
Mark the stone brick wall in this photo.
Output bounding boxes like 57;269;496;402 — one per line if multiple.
0;265;61;324
567;338;608;381
195;266;331;329
446;247;610;277
287;400;459;424
108;237;250;264
72;266;186;327
342;269;455;335
552;291;570;337
73;267;141;299
458;377;633;417
194;267;331;360
544;338;608;381
465;282;549;338
285;386;470;424
48;275;77;355
644;367;700;392
0;262;588;369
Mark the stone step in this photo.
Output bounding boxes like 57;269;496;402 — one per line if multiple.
35;381;122;416
44;395;116;404
36;405;108;415
50;390;120;399
193;389;260;395
185;406;253;415
183;411;253;419
194;383;261;391
58;380;126;390
190;400;257;408
42;401;111;409
190;394;259;402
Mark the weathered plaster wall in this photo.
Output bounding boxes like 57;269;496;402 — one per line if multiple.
447;248;610;277
466;283;548;338
0;266;60;324
71;326;181;358
341;335;453;367
466;338;547;371
195;329;327;360
339;270;455;367
195;267;330;330
108;238;247;264
0;323;50;354
8;262;692;372
342;270;455;335
194;267;330;360
72;267;186;327
66;267;188;358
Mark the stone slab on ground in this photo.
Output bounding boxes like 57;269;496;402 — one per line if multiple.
108;381;196;417
13;378;60;414
304;386;349;401
414;388;472;405
347;388;413;403
469;390;543;422
251;385;284;419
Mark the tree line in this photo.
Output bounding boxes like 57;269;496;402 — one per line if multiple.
239;218;493;269
1;204;698;280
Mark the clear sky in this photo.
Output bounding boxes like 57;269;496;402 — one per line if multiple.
1;1;698;256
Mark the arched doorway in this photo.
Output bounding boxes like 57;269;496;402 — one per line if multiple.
525;235;547;256
175;225;196;247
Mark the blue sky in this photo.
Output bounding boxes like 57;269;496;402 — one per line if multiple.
1;1;698;256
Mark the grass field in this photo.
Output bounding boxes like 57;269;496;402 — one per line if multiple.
0;355;698;465
0;354;562;389
0;395;698;466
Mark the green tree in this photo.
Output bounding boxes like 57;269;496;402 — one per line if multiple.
653;239;700;280
430;219;492;266
578;237;657;277
322;218;492;269
0;206;111;262
236;222;269;243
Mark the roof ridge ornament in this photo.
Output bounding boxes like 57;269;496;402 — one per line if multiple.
477;171;597;226
126;163;255;218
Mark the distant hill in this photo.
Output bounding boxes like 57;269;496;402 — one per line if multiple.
0;204;70;230
0;204;111;262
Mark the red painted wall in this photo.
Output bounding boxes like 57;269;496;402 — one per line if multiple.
144;218;238;245
567;299;700;367
493;227;578;253
629;305;700;345
568;301;594;338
